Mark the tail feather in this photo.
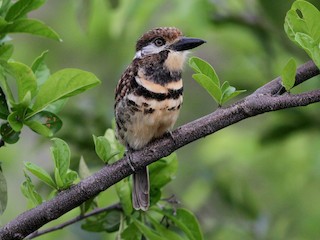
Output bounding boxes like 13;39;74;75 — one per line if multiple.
132;167;149;211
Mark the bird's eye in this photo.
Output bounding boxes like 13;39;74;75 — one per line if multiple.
153;38;165;47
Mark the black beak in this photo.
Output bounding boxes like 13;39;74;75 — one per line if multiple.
171;37;206;51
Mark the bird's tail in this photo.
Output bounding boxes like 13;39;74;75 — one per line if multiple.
132;166;150;211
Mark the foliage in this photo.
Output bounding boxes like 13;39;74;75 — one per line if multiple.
281;58;297;92
0;0;100;145
189;56;246;106
0;0;99;217
284;0;320;68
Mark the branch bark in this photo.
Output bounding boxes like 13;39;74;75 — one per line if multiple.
0;61;319;240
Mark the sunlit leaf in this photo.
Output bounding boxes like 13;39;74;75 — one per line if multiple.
0;0;11;18
192;73;221;103
104;128;125;163
5;61;37;102
51;138;70;186
78;156;91;179
221;85;246;104
24;161;56;189
0;44;13;60
281;58;297;91
29;68;100;116
64;170;78;187
189;57;220;86
31;50;50;86
2;18;61;41
93;135;112;163
5;0;46;21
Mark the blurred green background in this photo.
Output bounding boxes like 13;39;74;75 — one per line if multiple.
1;0;320;239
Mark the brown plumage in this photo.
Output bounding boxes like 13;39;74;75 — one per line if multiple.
114;27;205;211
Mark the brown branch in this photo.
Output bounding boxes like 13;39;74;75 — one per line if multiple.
25;203;122;239
0;61;319;240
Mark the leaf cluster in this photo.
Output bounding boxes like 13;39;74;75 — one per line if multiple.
189;57;246;106
0;0;100;144
281;0;320;92
22;138;79;208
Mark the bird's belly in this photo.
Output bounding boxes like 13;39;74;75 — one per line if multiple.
123;95;182;149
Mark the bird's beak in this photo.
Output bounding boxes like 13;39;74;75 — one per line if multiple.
171;37;206;51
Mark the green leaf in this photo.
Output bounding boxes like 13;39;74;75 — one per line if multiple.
78;156;91;179
222;89;246;104
192;73;221;104
0;44;13;60
0;87;9;119
104;128;125;163
147;214;185;240
5;61;37;102
20;171;42;208
64;170;78;187
81;210;121;232
0;67;15;104
221;83;246;104
29;69;100;116
7;111;23;132
5;0;46;21
189;56;220;87
25;111;62;137
115;178;132;216
51;138;70;183
149;154;178;190
0;0;11;18
284;0;320;68
31;50;50;86
0;122;20;144
93;135;119;163
121;223;142;240
281;58;297;91
2;18;61;41
132;218;163;240
0;163;7;215
153;208;203;240
175;208;203;240
43;98;68;114
24;161;56;189
54;167;64;189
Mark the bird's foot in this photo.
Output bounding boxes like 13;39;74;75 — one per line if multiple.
124;149;136;172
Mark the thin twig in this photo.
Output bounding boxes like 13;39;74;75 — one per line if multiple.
26;203;122;239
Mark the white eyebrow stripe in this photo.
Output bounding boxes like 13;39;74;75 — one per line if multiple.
134;43;167;59
134;50;142;59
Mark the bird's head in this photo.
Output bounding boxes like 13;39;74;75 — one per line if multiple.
134;27;205;71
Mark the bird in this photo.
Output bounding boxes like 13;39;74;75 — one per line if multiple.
114;27;205;211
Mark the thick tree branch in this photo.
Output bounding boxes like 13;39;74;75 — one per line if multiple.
0;61;319;240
